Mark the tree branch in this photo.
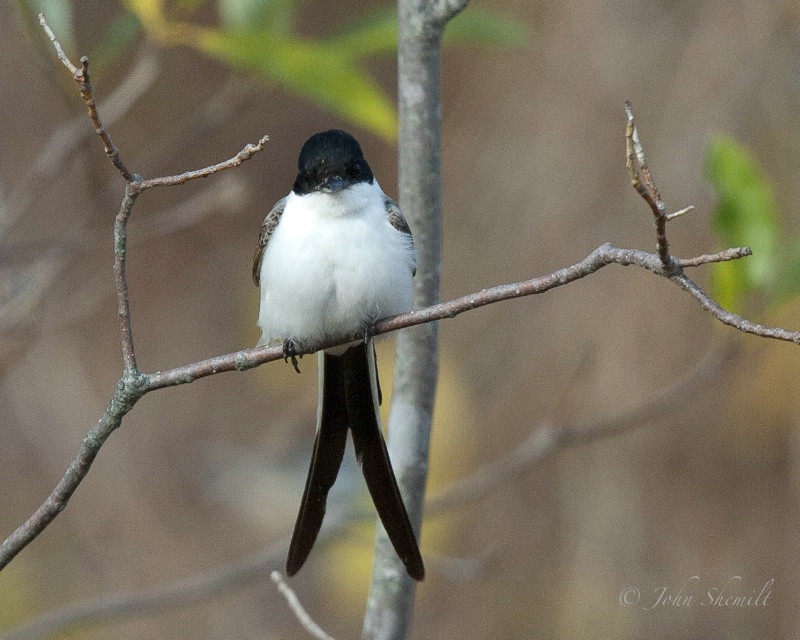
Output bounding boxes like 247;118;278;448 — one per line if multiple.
136;138;269;190
271;572;338;640
626;100;671;265
38;18;135;182
37;12;78;75
0;16;269;573
0;230;785;574
114;185;140;372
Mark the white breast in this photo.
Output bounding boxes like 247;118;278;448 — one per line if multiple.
257;181;415;349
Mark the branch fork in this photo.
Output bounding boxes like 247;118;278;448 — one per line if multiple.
625;100;693;271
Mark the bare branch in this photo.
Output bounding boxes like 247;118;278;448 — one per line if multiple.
667;205;694;221
39;13;134;181
672;273;800;342
37;12;77;74
676;248;749;267
271;572;338;640
140;245;768;396
114;186;140;372
4;48;160;234
0;234;786;573
626;101;676;266
137;136;270;190
75;55;135;182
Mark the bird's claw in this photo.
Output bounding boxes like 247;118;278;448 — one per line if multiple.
282;340;303;374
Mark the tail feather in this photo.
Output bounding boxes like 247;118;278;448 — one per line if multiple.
285;341;425;581
285;352;349;576
342;341;425;581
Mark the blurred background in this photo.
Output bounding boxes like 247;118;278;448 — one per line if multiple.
2;0;800;638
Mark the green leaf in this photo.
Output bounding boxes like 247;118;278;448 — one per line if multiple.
705;134;780;311
196;29;397;139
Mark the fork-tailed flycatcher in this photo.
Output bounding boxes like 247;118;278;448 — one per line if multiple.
252;129;424;580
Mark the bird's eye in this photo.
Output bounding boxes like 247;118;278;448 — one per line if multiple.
352;162;361;175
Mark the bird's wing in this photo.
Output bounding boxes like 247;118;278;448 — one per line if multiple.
384;196;416;277
252;196;287;286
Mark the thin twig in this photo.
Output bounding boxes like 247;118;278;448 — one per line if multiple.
37;13;77;74
625;102;663;208
271;572;338;640
676;248;749;268
625;101;672;265
5;49;160;234
39;14;134;181
77;56;134;181
0;240;786;572
667;205;694;221
140;244;769;394
672;273;800;341
114;185;139;373
138;136;270;190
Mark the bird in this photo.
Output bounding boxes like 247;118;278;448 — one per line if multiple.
252;129;425;581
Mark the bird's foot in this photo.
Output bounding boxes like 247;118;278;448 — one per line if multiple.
282;339;303;374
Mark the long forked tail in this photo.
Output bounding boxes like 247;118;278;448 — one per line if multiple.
285;341;424;581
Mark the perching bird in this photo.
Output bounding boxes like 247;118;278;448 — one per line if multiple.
253;129;424;580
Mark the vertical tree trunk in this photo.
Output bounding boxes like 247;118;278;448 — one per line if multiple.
362;1;465;638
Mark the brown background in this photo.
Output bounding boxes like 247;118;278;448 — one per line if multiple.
1;1;800;638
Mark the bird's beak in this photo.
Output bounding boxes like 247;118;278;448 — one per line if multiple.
318;176;348;193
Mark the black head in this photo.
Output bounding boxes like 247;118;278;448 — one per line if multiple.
292;129;374;195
